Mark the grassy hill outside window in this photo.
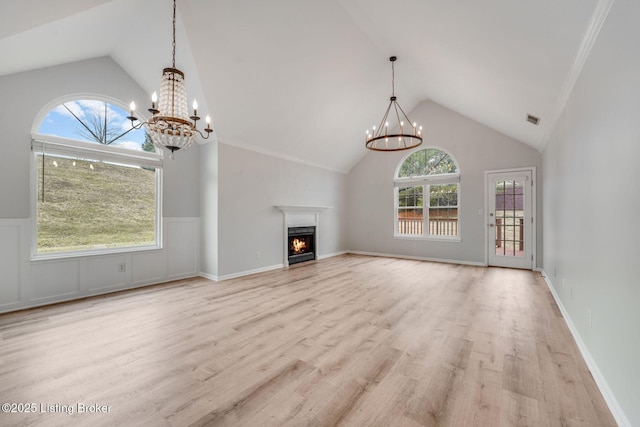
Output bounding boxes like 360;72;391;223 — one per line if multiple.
394;147;461;240
31;97;163;257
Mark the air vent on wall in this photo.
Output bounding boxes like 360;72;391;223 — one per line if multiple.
526;114;541;125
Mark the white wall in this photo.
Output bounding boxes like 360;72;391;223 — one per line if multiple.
0;57;202;313
347;100;542;265
163;144;200;217
207;143;347;279
199;141;219;277
542;1;640;425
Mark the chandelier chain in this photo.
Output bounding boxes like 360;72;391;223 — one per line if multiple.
172;0;177;68
391;59;395;97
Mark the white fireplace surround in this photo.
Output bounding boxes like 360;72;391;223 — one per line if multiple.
275;205;331;266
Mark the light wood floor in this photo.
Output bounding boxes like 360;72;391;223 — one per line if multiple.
0;255;616;426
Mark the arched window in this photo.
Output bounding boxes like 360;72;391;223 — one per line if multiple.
394;148;460;239
31;96;162;256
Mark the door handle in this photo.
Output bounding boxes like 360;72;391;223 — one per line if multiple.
488;224;494;227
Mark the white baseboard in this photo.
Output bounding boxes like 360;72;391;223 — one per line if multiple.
318;251;347;260
202;252;347;282
198;272;218;282
541;270;631;427
347;250;486;267
202;263;285;282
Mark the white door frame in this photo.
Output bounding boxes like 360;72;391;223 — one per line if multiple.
484;167;536;269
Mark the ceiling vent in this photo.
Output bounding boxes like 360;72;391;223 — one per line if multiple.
526;114;541;125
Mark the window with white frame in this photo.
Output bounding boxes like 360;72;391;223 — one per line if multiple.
32;98;162;256
395;148;460;239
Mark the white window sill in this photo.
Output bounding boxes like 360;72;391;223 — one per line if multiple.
31;244;162;262
394;234;462;243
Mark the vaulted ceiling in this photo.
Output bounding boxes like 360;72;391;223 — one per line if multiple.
1;0;608;172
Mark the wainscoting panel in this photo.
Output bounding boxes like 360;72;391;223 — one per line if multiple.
86;254;128;291
166;217;200;280
0;221;23;308
0;217;200;314
31;258;80;302
132;250;166;286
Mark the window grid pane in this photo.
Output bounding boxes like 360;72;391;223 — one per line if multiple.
37;100;153;152
398;149;458;178
397;186;424;235
494;180;525;257
428;184;458;236
37;154;156;253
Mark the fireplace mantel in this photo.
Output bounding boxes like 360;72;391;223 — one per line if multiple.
275;205;331;266
275;205;331;213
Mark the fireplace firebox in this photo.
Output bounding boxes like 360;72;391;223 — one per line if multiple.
288;226;315;265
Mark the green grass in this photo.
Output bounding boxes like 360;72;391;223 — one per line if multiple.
37;155;156;253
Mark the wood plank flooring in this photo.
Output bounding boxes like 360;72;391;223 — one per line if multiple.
0;255;616;426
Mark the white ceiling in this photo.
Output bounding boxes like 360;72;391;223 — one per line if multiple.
0;0;607;172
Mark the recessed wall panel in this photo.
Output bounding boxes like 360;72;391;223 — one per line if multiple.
0;225;21;305
166;219;198;279
87;255;127;291
31;260;79;301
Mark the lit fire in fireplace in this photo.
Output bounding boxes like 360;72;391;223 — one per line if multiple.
292;238;307;254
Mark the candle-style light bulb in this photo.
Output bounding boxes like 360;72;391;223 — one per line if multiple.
128;102;136;122
192;99;198;113
206;115;211;125
151;92;158;109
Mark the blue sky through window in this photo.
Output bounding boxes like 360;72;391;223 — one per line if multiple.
38;100;146;151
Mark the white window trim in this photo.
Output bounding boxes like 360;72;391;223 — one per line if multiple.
393;147;461;241
394;173;460;186
30;134;164;260
393;182;462;241
31;135;162;167
394;234;462;243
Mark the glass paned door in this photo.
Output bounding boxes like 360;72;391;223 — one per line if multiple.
488;171;532;269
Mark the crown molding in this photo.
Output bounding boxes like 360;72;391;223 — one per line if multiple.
538;0;615;152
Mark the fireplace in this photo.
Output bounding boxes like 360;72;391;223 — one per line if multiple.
288;226;315;265
275;205;329;267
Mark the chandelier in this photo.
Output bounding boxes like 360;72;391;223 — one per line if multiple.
365;56;422;151
127;0;212;159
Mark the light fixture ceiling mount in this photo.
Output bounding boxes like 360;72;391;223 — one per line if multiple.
127;0;213;159
365;56;422;152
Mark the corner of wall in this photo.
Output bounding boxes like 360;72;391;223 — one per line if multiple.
540;270;632;427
